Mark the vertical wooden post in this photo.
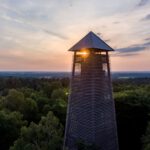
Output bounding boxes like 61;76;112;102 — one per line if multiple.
72;52;76;77
106;51;111;81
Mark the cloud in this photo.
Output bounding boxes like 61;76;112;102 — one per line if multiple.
113;21;120;24
0;13;67;40
116;40;150;56
145;37;150;41
114;52;140;57
137;0;149;6
142;14;150;20
0;2;67;40
0;0;150;71
117;46;146;53
43;30;68;39
144;41;150;46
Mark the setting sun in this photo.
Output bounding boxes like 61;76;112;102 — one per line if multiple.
77;49;89;58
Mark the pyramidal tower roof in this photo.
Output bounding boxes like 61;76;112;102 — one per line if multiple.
69;31;114;51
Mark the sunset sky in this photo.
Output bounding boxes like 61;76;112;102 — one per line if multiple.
0;0;150;71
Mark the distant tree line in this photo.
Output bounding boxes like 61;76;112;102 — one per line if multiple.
0;77;150;150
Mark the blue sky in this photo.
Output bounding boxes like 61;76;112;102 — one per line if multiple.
0;0;150;71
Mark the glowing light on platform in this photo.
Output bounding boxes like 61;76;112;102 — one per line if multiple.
77;49;89;58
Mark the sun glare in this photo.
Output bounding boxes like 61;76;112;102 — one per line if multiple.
78;49;89;58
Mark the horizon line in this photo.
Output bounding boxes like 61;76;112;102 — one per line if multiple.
0;71;150;73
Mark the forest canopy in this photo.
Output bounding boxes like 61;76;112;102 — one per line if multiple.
0;77;150;150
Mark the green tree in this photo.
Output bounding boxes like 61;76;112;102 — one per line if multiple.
3;89;25;112
22;98;38;123
51;88;67;125
10;112;63;150
0;110;26;150
142;122;150;150
114;86;150;150
43;81;62;98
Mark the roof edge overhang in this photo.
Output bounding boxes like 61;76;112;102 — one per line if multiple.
68;48;114;52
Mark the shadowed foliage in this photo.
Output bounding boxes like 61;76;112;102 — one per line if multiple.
0;77;149;150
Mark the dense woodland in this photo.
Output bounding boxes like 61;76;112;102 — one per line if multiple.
0;77;150;150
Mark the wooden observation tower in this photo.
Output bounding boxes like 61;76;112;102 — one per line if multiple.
64;31;119;150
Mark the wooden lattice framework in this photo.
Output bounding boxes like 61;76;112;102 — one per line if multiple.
63;32;119;150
